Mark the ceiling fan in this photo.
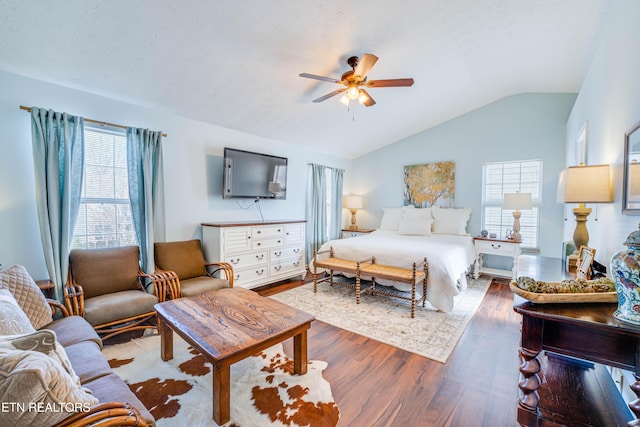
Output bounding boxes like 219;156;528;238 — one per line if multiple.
299;54;414;107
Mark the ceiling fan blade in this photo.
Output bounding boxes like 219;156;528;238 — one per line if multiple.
359;89;376;107
366;78;415;88
312;88;347;103
354;54;378;80
299;73;342;84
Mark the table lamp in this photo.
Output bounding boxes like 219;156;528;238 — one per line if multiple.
558;164;612;251
268;182;282;198
343;195;363;231
502;192;532;242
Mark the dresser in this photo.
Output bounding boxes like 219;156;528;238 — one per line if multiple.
201;220;306;289
473;237;521;279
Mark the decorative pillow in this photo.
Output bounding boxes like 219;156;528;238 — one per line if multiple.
398;208;433;236
0;265;52;330
0;329;80;386
379;205;414;231
0;348;99;427
0;289;36;335
431;206;472;235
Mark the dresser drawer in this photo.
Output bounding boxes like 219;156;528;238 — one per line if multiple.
252;225;284;239
271;246;303;260
270;257;304;276
476;240;519;255
225;251;267;268
252;237;284;250
233;265;268;285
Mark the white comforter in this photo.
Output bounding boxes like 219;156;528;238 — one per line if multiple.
316;230;476;312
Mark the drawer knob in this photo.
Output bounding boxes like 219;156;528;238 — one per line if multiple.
256;269;264;275
256;254;264;260
275;265;282;271
230;258;240;264
274;251;282;256
293;248;300;253
491;244;501;249
293;261;300;267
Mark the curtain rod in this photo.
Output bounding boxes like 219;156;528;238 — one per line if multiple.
19;106;168;138
307;162;345;172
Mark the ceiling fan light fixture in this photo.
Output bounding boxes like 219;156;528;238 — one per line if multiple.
357;91;369;105
346;85;360;100
339;93;350;106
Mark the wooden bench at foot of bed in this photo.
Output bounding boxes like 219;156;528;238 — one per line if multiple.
312;248;429;318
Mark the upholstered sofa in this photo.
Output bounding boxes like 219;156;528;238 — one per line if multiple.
0;265;154;427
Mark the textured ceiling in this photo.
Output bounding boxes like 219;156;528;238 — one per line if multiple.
0;0;608;158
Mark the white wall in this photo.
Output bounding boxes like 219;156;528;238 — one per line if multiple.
564;0;640;267
0;70;351;280
348;93;577;257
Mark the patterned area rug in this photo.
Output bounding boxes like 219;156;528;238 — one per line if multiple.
270;276;491;363
103;334;339;427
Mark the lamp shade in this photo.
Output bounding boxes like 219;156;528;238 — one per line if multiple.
268;182;282;193
559;164;613;203
343;195;363;209
502;192;532;210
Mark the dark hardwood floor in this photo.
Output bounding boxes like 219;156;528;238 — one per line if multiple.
258;272;526;427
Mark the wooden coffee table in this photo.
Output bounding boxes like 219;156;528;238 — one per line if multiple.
154;287;315;425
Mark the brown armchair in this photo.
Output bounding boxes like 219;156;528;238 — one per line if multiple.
154;239;233;299
65;246;168;341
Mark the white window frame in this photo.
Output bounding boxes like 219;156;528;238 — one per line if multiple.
481;160;542;251
72;125;137;249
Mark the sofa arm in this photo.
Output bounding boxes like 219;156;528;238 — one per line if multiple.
47;298;70;318
148;269;181;301
52;402;149;427
64;284;85;317
205;262;234;288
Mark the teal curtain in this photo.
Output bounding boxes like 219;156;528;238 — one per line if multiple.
126;128;165;273
30;107;84;299
328;167;344;240
305;164;327;263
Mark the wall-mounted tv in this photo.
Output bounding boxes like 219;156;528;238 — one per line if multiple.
223;148;287;199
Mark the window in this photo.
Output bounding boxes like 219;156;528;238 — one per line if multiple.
72;126;137;249
481;160;542;250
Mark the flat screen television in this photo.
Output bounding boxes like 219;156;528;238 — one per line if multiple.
223;148;287;199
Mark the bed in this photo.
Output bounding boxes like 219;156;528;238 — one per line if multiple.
315;206;477;312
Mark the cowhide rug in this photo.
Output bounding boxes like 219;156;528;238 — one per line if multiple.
103;333;339;427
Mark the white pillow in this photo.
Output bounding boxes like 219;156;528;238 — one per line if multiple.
398;207;433;235
379;206;414;231
0;289;36;335
432;206;472;235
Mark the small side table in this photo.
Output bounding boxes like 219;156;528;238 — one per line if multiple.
36;279;55;298
341;229;374;239
473;237;521;280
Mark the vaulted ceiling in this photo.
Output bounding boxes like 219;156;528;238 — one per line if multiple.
0;0;608;158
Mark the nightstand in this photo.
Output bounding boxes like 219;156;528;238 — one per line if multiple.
473;237;521;280
341;229;374;239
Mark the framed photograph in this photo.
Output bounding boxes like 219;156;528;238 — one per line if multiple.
576;246;596;280
575;121;588;165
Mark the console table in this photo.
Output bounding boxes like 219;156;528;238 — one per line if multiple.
513;298;639;426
